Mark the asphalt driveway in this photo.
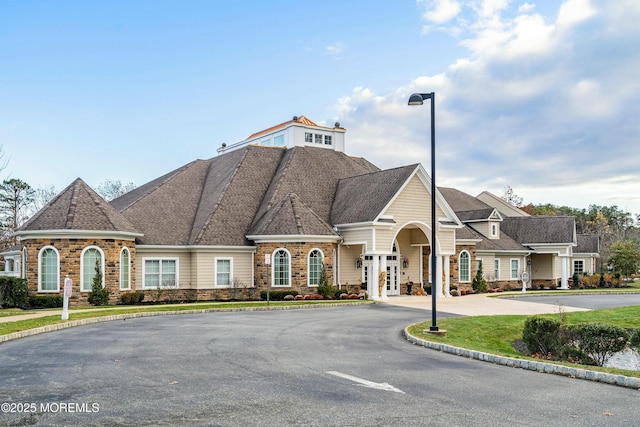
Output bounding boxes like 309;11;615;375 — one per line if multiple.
1;302;638;426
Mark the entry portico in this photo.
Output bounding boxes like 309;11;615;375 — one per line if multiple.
334;164;461;300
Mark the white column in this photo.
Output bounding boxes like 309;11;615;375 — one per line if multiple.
436;255;444;298
370;255;380;300
443;255;451;297
380;255;388;300
419;246;424;287
560;256;569;289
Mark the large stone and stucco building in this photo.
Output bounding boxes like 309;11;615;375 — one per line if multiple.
4;116;599;304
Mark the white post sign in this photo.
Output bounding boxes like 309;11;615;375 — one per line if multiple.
521;272;529;293
62;277;72;320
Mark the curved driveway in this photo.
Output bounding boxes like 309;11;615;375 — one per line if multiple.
0;301;639;426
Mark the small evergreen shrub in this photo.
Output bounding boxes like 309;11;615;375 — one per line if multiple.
471;261;488;293
87;260;109;306
0;277;28;308
120;291;145;305
522;316;562;356
28;295;63;308
565;323;629;366
260;290;298;301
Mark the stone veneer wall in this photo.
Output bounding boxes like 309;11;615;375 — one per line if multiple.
24;238;136;305
254;241;336;294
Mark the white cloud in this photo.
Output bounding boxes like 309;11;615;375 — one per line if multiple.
333;0;640;213
419;0;462;24
325;42;344;57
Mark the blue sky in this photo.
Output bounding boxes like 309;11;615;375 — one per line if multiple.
1;0;639;215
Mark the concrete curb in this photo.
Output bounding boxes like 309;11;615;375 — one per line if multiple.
402;325;640;390
0;302;370;344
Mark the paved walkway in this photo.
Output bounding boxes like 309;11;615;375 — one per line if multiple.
383;293;590;316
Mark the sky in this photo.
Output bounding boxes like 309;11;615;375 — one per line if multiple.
1;0;639;215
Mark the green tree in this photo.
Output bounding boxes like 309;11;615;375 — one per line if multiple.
87;260;109;306
472;260;488;293
608;240;640;279
0;179;35;248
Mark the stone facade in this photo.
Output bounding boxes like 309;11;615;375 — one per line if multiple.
23;237;136;305
254;241;336;294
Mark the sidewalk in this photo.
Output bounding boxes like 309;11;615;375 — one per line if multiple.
383;293;590;316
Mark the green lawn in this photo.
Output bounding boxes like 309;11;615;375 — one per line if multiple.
406;305;640;378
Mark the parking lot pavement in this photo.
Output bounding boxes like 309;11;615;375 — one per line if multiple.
382;293;591;316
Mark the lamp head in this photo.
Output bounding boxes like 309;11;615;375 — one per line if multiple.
408;92;434;105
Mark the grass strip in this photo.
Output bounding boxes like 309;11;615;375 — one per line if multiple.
406;305;640;378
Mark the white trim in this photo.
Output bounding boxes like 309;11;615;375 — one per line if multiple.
38;246;60;293
510;258;520;280
247;235;340;243
80;246;105;292
120;247;131;290
136;245;256;253
214;257;234;288
307;248;324;287
271;248;291;287
142;257;180;289
459;250;471;283
16;229;142;240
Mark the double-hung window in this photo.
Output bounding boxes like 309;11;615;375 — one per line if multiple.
216;258;232;287
510;259;520;280
120;248;130;290
144;258;178;289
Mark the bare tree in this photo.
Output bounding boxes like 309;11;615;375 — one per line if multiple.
0;179;35;248
502;185;524;207
31;185;57;214
96;179;136;201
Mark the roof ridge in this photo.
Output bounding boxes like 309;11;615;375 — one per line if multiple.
65;179;82;228
289;194;304;234
290;193;335;235
191;149;250;244
115;160;203;212
84;182;129;232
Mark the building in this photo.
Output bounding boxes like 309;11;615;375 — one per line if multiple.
7;116;599;304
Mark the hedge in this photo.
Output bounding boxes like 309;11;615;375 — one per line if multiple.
0;277;29;308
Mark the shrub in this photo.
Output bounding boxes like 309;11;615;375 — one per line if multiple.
260;290;298;301
471;261;488;293
120;291;145;305
28;295;63;308
87;260;109;306
316;270;336;299
629;328;640;351
0;277;28;308
522;316;562;356
565;323;629;366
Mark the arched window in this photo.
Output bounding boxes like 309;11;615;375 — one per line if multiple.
81;247;104;292
459;251;470;282
308;249;324;286
38;246;59;292
120;247;130;290
272;249;290;287
22;247;27;279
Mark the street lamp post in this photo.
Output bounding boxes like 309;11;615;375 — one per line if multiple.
408;92;438;332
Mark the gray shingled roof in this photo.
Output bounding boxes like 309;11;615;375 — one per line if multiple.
111;146;285;245
249;193;338;236
576;234;599;254
331;165;418;225
439;187;492;213
19;178;138;233
501;216;576;244
253;146;379;228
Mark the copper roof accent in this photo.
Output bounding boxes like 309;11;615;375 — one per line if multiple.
245;115;321;140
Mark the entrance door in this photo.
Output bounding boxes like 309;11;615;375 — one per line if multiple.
386;257;399;296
